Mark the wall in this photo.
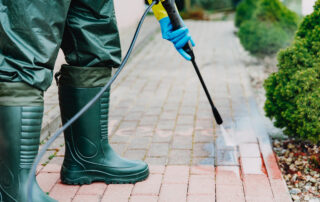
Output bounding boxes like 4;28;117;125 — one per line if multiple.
114;0;146;29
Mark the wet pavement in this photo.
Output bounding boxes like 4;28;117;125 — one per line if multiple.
38;20;292;202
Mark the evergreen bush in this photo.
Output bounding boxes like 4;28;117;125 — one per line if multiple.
264;1;320;143
235;0;258;27
238;0;299;57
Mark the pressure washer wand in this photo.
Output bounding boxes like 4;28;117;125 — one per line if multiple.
162;0;223;125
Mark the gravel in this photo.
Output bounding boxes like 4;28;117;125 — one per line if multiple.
273;139;320;202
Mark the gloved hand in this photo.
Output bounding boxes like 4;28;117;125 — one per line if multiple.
159;17;195;61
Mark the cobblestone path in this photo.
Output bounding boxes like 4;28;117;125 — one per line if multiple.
37;21;292;202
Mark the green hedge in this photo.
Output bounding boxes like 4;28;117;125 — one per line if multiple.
264;1;320;143
238;0;299;57
235;0;258;27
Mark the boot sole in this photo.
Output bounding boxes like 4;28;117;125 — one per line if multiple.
60;166;149;185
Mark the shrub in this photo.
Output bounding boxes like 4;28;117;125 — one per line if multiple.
264;1;320;143
238;0;299;57
235;0;258;27
191;0;233;10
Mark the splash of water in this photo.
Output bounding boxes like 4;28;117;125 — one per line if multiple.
219;125;237;146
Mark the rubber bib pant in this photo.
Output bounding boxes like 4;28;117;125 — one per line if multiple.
0;1;148;201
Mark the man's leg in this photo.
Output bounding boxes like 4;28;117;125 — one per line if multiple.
58;0;149;185
0;1;71;201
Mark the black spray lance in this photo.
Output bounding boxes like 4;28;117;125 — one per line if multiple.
161;0;223;124
161;0;236;146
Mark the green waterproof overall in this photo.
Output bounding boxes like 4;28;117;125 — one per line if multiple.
0;1;149;201
0;0;121;93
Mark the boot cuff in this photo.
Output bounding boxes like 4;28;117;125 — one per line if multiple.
58;65;112;88
0;82;43;106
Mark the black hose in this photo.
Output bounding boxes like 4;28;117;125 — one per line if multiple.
27;2;157;201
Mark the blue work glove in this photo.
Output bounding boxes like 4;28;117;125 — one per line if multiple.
159;17;195;61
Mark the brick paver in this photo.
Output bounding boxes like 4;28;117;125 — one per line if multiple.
37;21;292;201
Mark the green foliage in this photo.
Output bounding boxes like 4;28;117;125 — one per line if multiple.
235;0;258;27
238;0;299;57
191;0;233;10
264;1;320;143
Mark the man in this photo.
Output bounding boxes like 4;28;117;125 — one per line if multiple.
0;0;194;201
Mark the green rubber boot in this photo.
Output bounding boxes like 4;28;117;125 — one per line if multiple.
57;65;149;185
0;105;57;202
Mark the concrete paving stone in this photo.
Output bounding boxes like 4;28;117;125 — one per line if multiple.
49;156;64;165
46;135;64;150
49;181;80;201
188;175;215;195
157;120;175;130
216;184;245;202
56;146;65;156
152;130;173;143
148;143;169;157
159;112;177;121
245;196;275;202
263;151;283;180
36;165;44;174
194;129;215;143
118;120;139;131
187;195;215;202
129;196;158;202
37;172;60;193
163;165;189;184
139;116;158;126
174;125;194;137
190;165;215;175
195;119;214;130
216;166;242;185
193;143;215;157
124;149;146;160
270;179;292;202
172;136;193;150
243;174;274;199
73;195;101;202
216;150;239;166
77;182;107;196
135;126;154;137
128;137;151;150
177;115;194;125
168;150;191;165
215;136;238;151
110;143;127;155
192;157;215;166
239;143;261;158
124;112;143;121
159;184;188;202
145;157;167;165
41;163;61;173
39;150;56;165
101;184;133;202
132;174;162;196
110;131;134;143
162;103;180;111
196;111;213;120
179;106;196;116
149;165;166;174
144;107;162;116
241;157;264;175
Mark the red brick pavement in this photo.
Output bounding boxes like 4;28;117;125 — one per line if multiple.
38;163;290;202
38;21;292;202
